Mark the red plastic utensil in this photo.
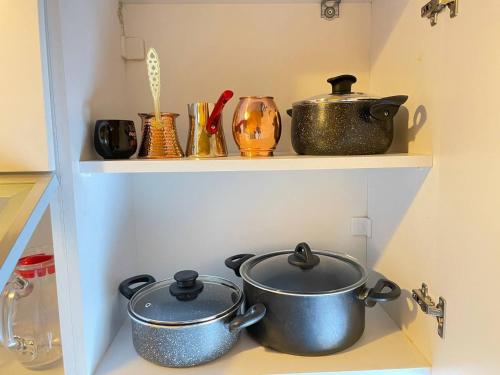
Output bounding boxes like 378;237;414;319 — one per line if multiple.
206;90;234;134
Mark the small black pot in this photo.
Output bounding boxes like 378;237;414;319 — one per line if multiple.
288;75;408;156
118;271;265;367
225;243;401;356
94;120;137;159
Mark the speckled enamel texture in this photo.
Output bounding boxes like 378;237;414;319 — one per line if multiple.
291;101;394;156
130;310;240;367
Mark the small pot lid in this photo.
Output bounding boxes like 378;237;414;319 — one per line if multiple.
294;75;379;105
240;243;367;295
129;271;243;326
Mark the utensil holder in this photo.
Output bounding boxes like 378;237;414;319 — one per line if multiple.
138;112;184;159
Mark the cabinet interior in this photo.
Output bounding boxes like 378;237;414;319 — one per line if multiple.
50;0;466;374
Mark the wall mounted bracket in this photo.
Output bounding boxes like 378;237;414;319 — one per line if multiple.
421;0;458;26
412;283;446;338
321;0;341;21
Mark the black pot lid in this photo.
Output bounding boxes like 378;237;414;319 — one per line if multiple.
240;243;367;295
294;75;379;105
128;271;243;326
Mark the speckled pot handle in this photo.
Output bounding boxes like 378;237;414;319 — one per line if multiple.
228;303;266;332
369;95;408;121
119;275;156;300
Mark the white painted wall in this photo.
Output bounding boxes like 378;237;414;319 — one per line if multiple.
368;1;500;374
125;1;373;281
0;0;54;171
123;2;372;154
132;171;369;280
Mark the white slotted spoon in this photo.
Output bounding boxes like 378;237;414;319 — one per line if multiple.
146;48;163;128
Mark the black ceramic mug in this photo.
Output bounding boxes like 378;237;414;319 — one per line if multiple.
94;120;137;159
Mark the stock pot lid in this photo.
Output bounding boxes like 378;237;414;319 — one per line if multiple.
294;75;379;105
241;243;366;294
129;272;243;325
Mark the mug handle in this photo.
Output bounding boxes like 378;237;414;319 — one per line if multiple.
96;121;110;147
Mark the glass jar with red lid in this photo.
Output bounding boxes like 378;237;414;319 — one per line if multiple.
0;250;62;369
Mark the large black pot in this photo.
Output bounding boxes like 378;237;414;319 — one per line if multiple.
288;75;408;155
225;243;401;356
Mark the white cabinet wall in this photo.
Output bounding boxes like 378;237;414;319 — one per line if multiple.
33;0;500;374
0;0;54;172
368;1;500;374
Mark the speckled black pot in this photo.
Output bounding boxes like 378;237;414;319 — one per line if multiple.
288;75;408;156
119;273;266;368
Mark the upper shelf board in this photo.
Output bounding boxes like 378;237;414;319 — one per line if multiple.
79;154;433;174
95;305;429;375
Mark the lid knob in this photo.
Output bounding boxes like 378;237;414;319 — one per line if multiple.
288;243;320;270
327;75;357;95
169;270;204;301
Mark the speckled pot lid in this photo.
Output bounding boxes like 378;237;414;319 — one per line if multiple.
293;75;380;105
128;272;243;326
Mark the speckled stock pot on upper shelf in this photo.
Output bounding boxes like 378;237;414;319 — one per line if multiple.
287;75;408;156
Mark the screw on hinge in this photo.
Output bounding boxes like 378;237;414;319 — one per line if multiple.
412;283;446;338
321;0;341;21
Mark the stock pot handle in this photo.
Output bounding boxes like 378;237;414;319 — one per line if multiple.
225;254;254;277
119;274;157;300
369;96;408;121
228;304;266;332
361;279;401;308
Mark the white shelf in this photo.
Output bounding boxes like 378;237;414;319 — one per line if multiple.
95;305;430;375
0;352;63;375
80;154;432;174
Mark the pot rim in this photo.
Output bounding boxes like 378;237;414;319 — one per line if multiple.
138;112;180;118
292;96;379;106
239;96;274;100
240;250;368;296
127;275;244;327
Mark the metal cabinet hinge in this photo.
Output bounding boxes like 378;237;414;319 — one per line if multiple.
321;0;341;21
412;283;446;338
421;0;459;27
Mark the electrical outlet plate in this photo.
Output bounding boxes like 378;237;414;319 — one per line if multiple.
351;217;372;237
121;36;146;61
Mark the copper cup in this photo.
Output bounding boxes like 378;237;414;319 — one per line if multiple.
138;112;184;159
232;97;282;157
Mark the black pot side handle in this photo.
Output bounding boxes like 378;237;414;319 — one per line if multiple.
228;303;266;332
382;95;408;107
225;254;254;277
119;274;156;300
369;95;409;121
286;108;293;117
360;279;401;308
